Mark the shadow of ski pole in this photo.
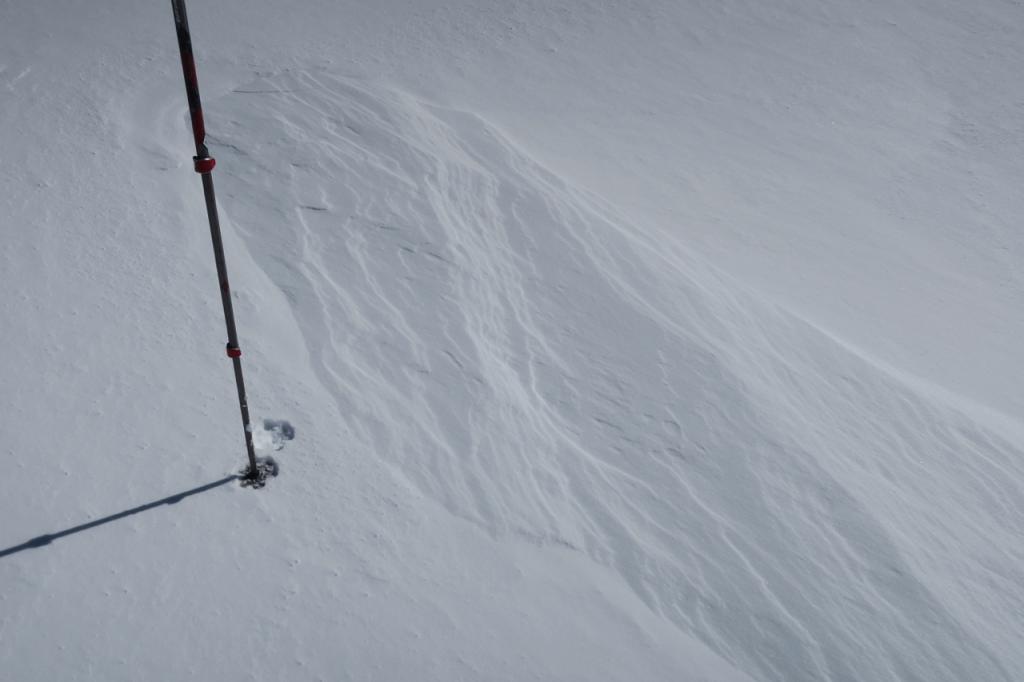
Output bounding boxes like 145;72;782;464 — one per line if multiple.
0;475;238;559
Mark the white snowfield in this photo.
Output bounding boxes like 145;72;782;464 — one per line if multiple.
1;1;1022;681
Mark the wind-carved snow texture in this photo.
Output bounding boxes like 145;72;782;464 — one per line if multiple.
209;71;1023;682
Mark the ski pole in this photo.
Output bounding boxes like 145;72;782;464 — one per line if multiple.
170;0;263;485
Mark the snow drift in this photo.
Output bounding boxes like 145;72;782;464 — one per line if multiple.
2;1;1023;680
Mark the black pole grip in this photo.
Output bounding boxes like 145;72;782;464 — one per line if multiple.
171;0;208;155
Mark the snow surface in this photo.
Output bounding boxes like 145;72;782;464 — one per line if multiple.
2;1;1023;680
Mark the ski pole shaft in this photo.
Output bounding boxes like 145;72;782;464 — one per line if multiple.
170;0;258;476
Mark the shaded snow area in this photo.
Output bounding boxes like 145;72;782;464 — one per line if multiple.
2;1;1023;681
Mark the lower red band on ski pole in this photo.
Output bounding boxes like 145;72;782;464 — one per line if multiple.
226;344;241;358
194;156;216;173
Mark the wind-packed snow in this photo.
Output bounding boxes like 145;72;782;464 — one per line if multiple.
2;1;1023;681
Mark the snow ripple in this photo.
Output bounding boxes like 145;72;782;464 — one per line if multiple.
210;70;1023;682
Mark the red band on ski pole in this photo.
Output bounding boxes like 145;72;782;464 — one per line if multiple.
194;156;216;173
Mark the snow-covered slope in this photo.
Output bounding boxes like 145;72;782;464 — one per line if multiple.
2;1;1022;681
